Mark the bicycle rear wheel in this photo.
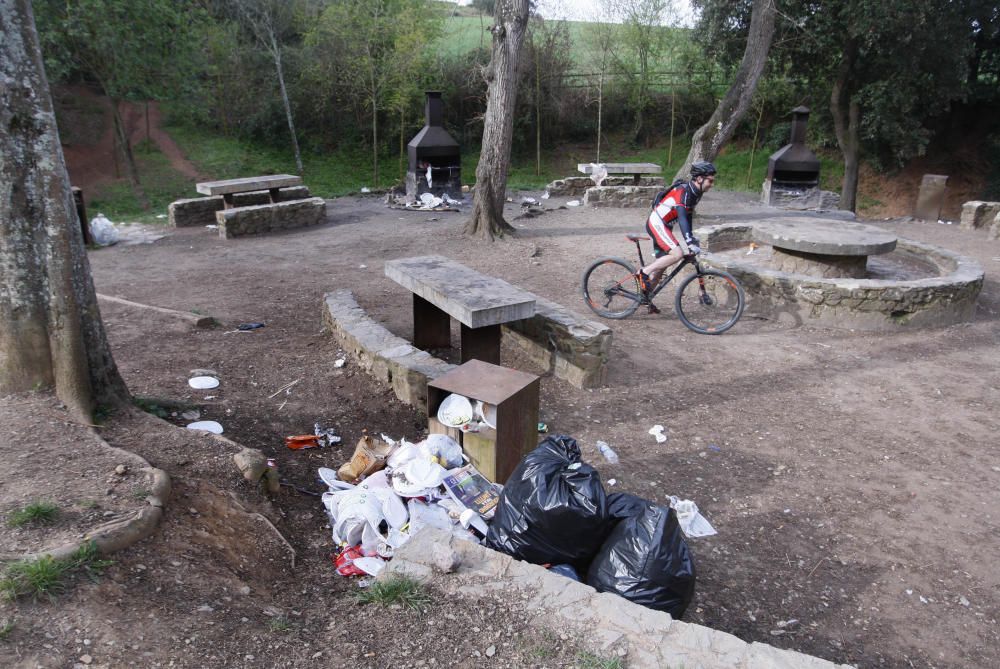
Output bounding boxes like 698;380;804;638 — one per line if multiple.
674;269;745;334
582;257;642;319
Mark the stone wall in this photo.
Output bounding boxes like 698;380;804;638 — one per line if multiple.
959;200;1000;231
323;290;455;409
990;211;1000;240
701;223;984;331
168;186;312;227
546;176;664;198
386;527;853;669
584;185;662;208
502;294;612;388
216;197;325;239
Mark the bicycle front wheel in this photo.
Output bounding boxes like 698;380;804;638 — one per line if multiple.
582;257;641;319
674;269;745;334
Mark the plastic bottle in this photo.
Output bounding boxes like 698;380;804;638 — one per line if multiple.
596;440;619;464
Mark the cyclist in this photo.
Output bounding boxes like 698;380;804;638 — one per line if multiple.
636;161;717;312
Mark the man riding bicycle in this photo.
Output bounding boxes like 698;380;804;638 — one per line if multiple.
636;161;717;313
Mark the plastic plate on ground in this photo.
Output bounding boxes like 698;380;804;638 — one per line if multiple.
188;376;220;389
186;420;224;434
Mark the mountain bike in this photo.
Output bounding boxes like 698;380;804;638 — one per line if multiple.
581;233;745;334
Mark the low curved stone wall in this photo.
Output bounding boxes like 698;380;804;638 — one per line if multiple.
323;290;456;409
546;176;664;198
217;197;325;238
700;223;985;331
503;294;612;388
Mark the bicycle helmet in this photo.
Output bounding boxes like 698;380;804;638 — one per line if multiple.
690;161;717;178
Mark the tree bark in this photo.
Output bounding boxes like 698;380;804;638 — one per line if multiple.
0;0;129;421
464;0;530;241
831;40;861;212
674;0;777;180
110;98;150;210
271;33;303;176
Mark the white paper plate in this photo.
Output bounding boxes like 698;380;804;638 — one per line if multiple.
437;393;473;427
186;420;224;434
188;376;220;389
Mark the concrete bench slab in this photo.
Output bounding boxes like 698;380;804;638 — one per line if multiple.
578;162;661;175
385;255;536;329
196;174;302;196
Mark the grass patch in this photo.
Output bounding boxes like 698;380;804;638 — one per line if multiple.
86;143;197;224
353;575;431;611
133;396;170;419
576;651;624;669
6;501;59;528
0;618;14;641
268;615;293;633
0;542;113;602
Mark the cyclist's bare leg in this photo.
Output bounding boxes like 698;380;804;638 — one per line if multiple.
642;247;684;286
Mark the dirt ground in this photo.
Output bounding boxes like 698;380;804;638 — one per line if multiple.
2;189;999;669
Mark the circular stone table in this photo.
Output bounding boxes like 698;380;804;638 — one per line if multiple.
752;217;898;278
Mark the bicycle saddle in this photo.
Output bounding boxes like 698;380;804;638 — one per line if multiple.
626;233;650;241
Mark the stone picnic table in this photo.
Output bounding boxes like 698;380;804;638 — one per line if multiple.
384;255;536;365
578;162;661;185
196;174;303;209
752;217;897;279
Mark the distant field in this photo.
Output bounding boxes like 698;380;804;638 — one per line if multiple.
434;13;696;82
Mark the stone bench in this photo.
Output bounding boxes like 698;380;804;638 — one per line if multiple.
584;185;663;208
323;290;455;409
960;200;1000;238
502;293;612;388
215;197;326;239
169;186;311;228
546;176;665;198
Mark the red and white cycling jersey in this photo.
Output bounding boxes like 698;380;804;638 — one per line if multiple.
645;180;703;253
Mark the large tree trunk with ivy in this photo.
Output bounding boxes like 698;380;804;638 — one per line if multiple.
831;40;861;212
0;0;130;422
674;0;776;181
464;0;530;241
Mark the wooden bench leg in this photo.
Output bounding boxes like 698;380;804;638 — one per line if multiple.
413;295;450;350
460;324;501;365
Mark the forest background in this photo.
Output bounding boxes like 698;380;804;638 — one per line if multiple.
33;0;1000;222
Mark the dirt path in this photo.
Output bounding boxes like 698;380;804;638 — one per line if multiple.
2;191;999;668
60;87;202;198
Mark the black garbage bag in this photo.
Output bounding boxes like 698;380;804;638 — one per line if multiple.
607;492;648;520
586;501;696;619
485;435;612;567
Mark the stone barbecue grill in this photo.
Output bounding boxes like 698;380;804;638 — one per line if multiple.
406;91;462;203
762;106;822;206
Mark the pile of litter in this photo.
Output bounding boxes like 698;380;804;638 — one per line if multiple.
319;423;716;619
320;430;494;580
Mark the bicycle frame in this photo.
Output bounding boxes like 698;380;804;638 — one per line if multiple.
630;236;701;303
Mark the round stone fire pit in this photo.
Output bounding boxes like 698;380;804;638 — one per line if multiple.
699;218;984;331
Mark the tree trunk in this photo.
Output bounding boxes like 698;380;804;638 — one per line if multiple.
271;34;303;176
674;0;777;180
831;40;861;212
111;99;150;210
0;0;129;421
464;0;530;241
